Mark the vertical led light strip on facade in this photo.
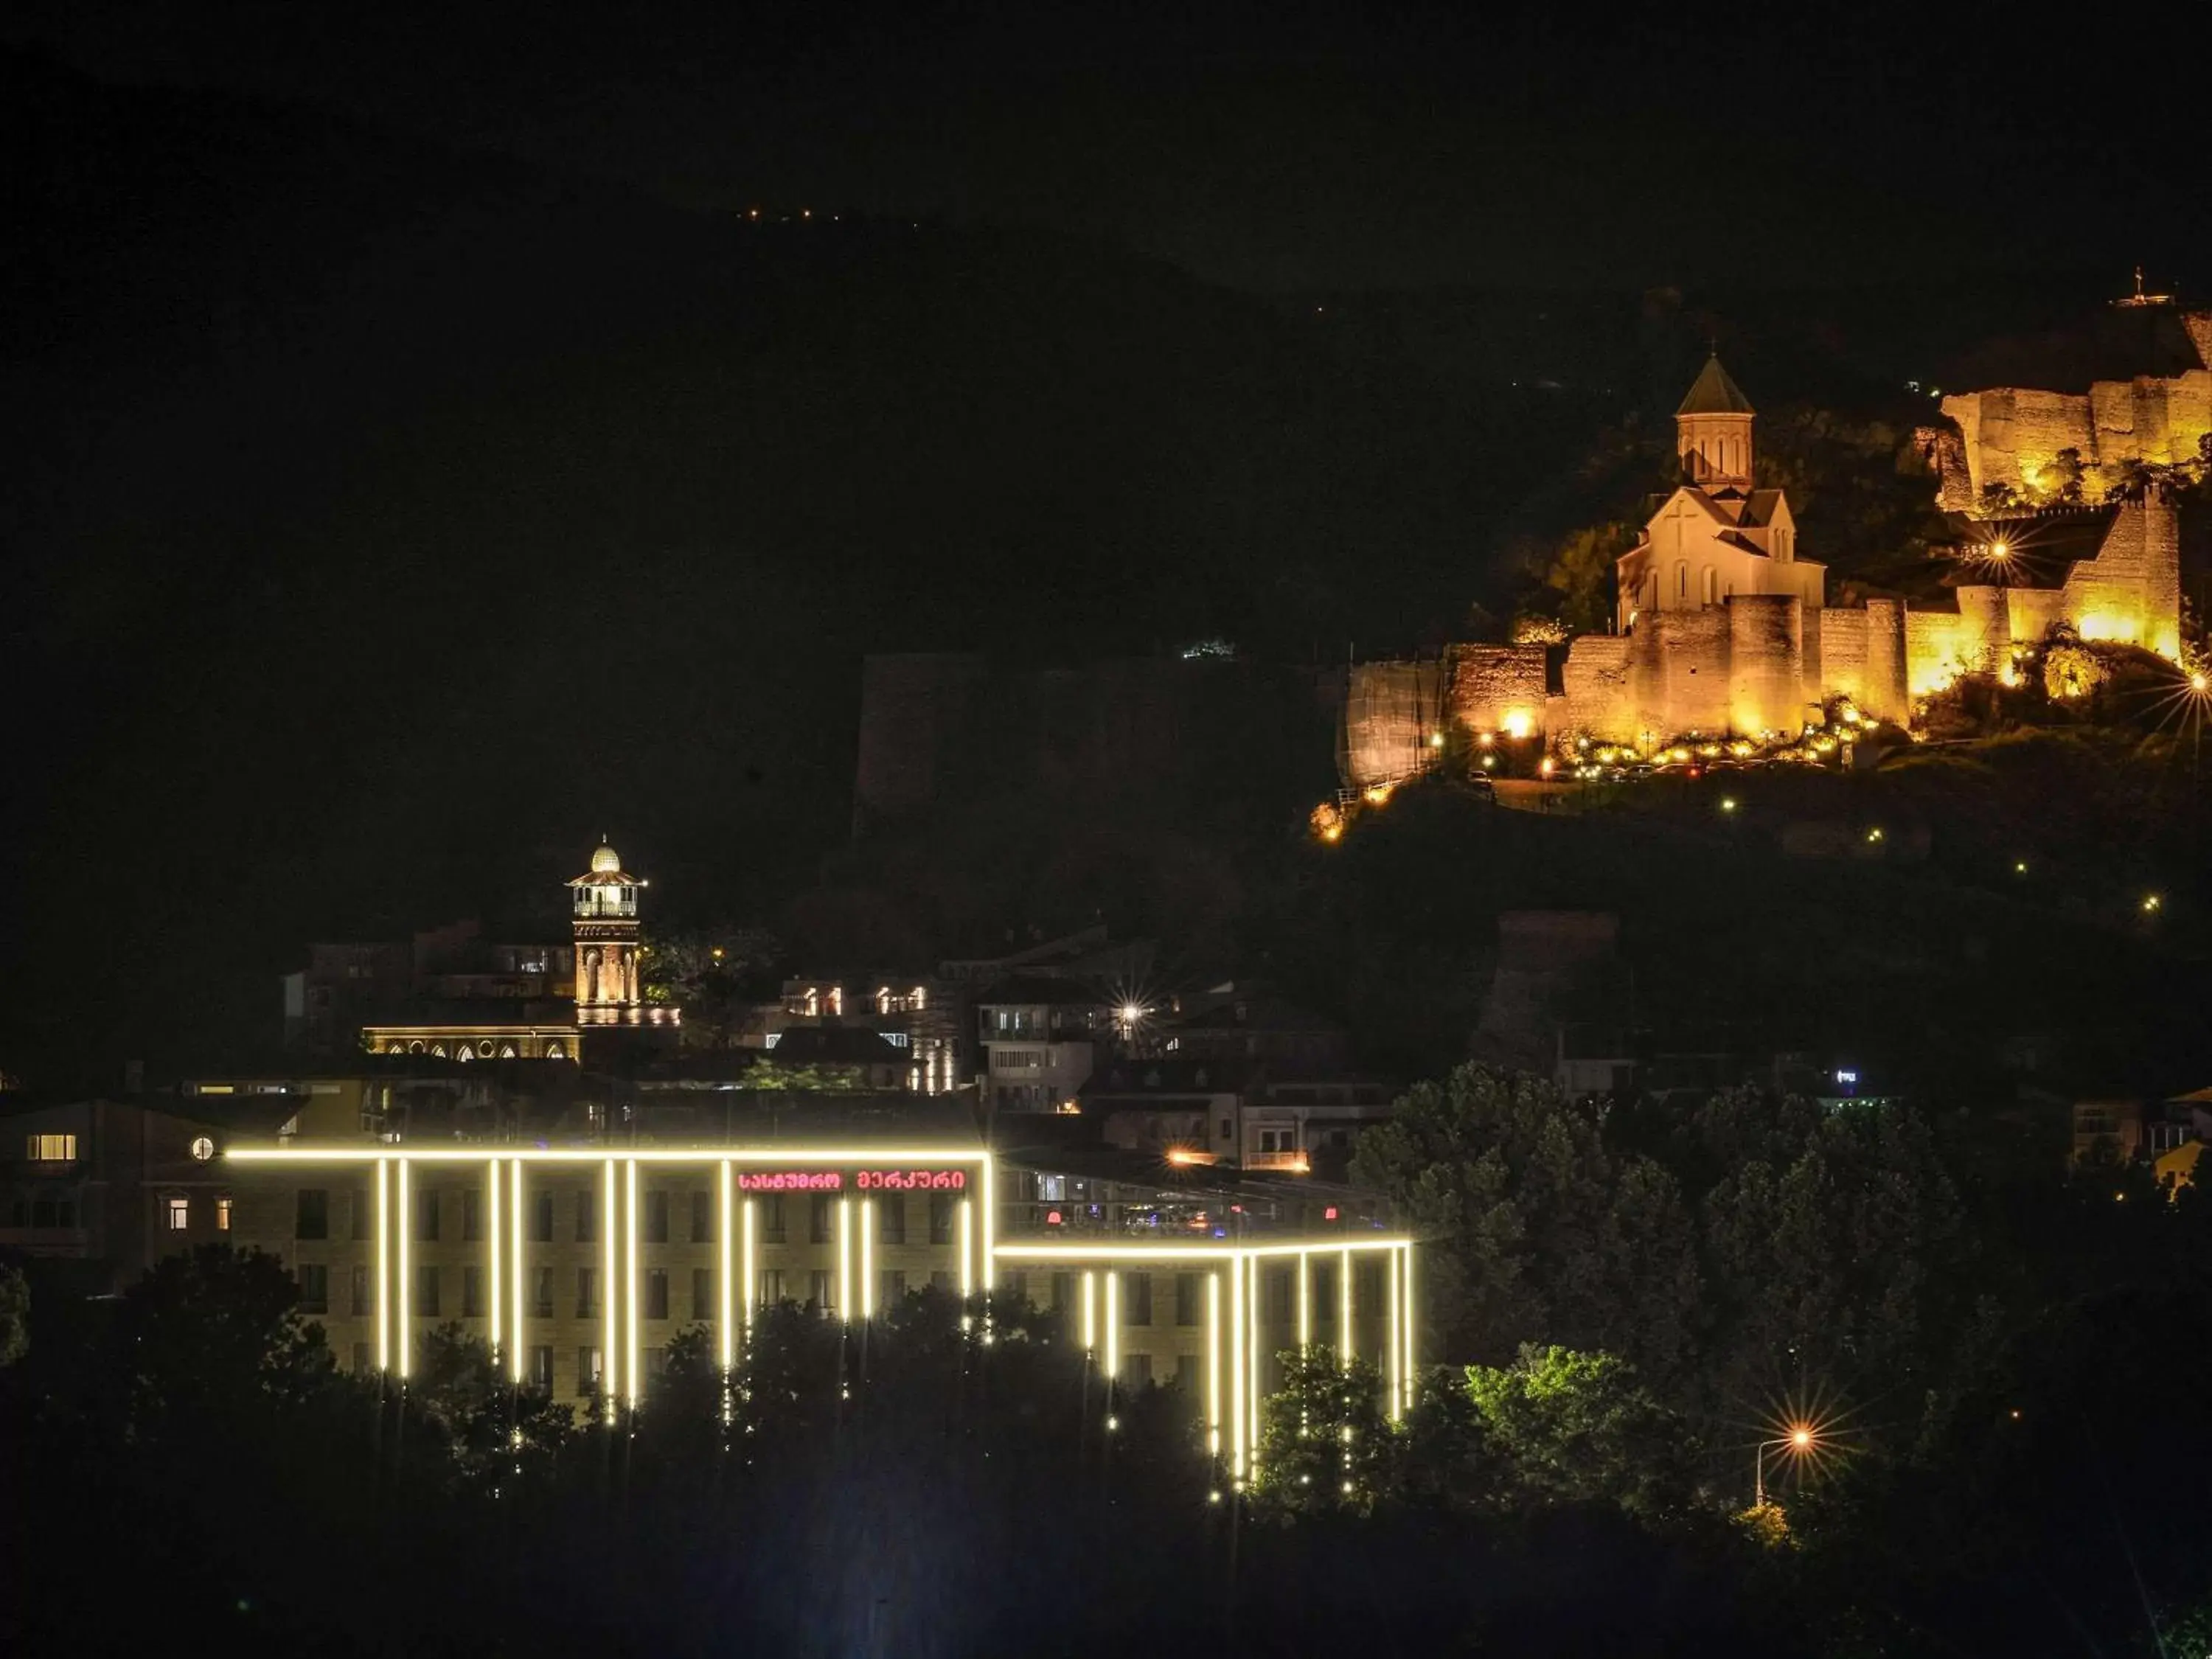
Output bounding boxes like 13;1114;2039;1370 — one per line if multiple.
957;1199;975;1298
509;1160;525;1382
860;1200;875;1320
1298;1253;1311;1349
1386;1245;1402;1420
717;1161;734;1368
1206;1273;1222;1460
1247;1255;1262;1478
1400;1243;1416;1416
596;1160;613;1404
1228;1256;1244;1478
740;1198;757;1331
623;1158;639;1409
836;1198;852;1324
487;1158;502;1369
978;1158;995;1291
395;1158;412;1379
1081;1270;1096;1352
1340;1245;1354;1368
1102;1272;1119;1382
375;1158;391;1372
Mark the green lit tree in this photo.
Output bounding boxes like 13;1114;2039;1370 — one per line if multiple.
1463;1343;1688;1519
1249;1347;1394;1516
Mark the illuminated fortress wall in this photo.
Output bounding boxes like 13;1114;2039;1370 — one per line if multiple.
1558;633;1631;733
1445;644;1548;737
1941;366;2212;502
2062;493;2183;658
1625;607;1731;737
1815;606;1864;707
1862;600;1909;724
1329;499;2180;775
1727;594;1802;737
1341;659;1449;786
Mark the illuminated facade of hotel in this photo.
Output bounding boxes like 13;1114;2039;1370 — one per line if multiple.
220;1101;1417;1481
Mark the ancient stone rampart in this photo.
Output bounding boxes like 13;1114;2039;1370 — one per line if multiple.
1905;611;1972;697
1955;585;2011;673
1727;594;1803;736
1860;599;1908;723
2006;588;2065;644
1815;606;1864;707
1558;635;1631;734
1447;644;1549;734
2061;495;2181;657
1941;371;2212;502
1342;660;1449;787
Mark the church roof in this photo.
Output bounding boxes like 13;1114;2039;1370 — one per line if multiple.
1736;489;1790;526
1677;355;1756;417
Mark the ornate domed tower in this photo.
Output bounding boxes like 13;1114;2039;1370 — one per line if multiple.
568;839;642;1024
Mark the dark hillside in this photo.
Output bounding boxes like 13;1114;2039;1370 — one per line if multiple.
0;52;1545;1077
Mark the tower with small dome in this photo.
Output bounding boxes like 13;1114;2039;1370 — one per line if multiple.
568;838;644;1023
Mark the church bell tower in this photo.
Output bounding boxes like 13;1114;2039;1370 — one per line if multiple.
568;838;641;1024
1675;352;1757;494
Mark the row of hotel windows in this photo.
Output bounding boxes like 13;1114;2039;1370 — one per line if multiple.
296;1262;956;1319
294;1262;1380;1329
7;1196;231;1231
349;1341;1201;1392
25;1133;220;1164
289;1187;964;1246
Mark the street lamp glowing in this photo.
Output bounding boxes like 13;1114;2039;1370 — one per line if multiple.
1988;540;2009;560
1755;1419;1825;1506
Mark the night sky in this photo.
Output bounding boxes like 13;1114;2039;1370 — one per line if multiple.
13;1;2211;292
7;1;2212;1081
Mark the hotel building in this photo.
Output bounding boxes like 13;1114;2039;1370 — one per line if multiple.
216;1087;1417;1482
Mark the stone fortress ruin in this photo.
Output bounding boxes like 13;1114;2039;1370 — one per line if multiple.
1340;330;2199;790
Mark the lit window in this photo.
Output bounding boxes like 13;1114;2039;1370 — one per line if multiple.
217;1197;232;1232
166;1196;190;1231
26;1134;77;1162
189;1135;215;1162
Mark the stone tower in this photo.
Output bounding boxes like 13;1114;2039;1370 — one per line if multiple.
1676;353;1756;493
568;838;642;1023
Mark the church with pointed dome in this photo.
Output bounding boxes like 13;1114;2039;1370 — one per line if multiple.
1335;358;2185;787
1614;355;1819;631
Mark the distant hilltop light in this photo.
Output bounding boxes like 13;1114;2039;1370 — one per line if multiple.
1180;639;1236;661
2112;264;2175;308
